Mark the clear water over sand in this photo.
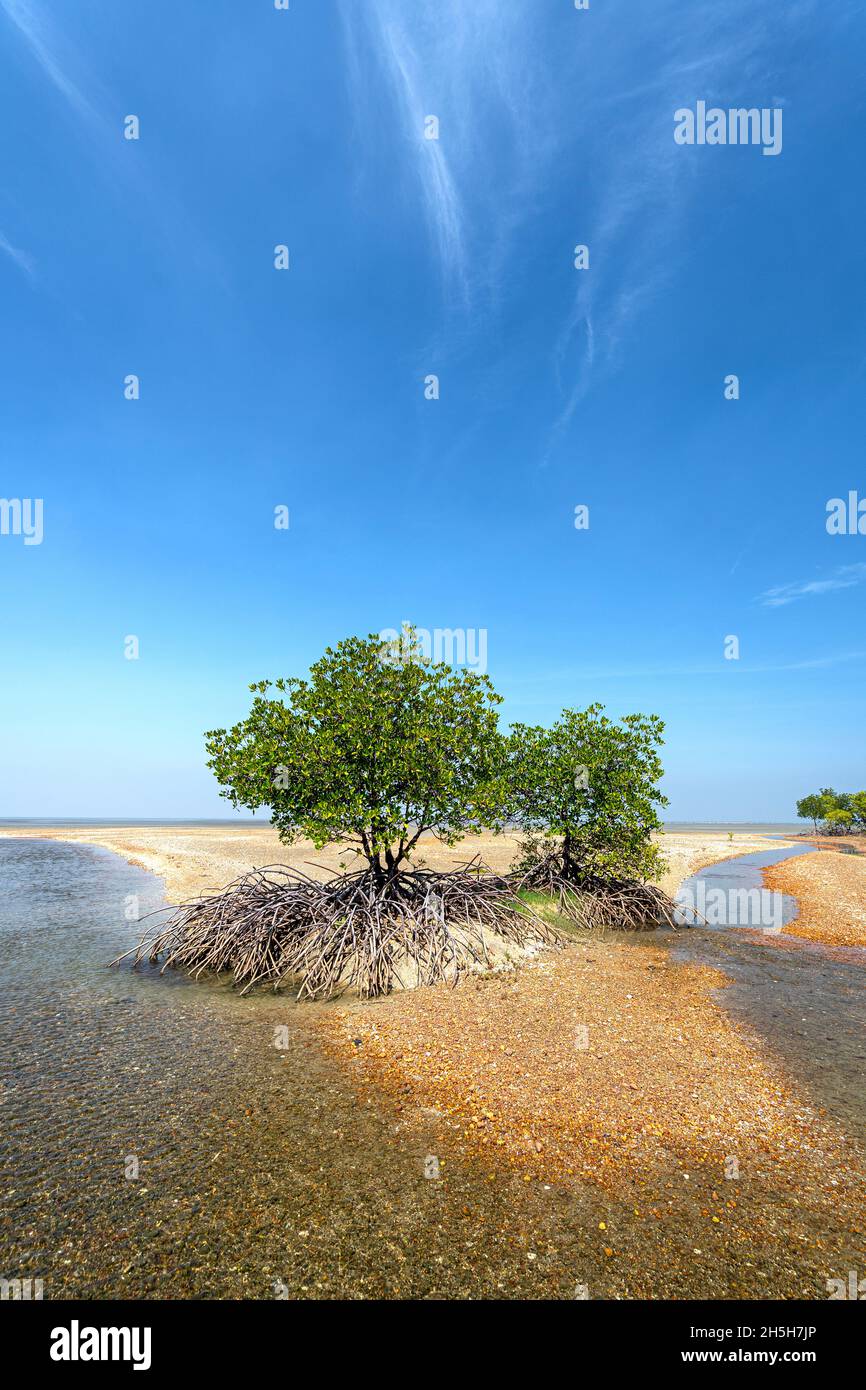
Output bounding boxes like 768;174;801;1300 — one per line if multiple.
677;843;816;931
0;839;607;1297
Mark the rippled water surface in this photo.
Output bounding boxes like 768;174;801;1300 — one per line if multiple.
0;840;605;1299
4;838;863;1302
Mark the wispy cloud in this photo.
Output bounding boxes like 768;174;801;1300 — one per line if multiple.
338;0;824;457
507;648;866;690
759;564;866;608
0;229;35;278
547;1;804;446
0;0;101;126
374;15;467;300
339;0;556;307
0;0;226;288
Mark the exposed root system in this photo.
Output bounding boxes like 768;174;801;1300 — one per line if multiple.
115;859;562;1000
512;851;685;931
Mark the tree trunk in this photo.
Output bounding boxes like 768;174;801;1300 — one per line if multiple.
562;829;573;878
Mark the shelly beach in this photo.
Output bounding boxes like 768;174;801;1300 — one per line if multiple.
1;820;864;1299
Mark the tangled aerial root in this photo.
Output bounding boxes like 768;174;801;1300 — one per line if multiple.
511;851;686;931
114;858;562;1001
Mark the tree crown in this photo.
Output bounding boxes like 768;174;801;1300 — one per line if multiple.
797;788;865;831
205;630;506;871
507;703;668;880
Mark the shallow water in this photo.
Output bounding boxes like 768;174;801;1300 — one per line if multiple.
677;844;816;931
0;840;620;1299
662;822;805;835
3;838;864;1301
767;833;861;855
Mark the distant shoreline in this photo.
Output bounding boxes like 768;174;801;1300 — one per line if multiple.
0;816;810;835
0;822;796;908
3;820;863;951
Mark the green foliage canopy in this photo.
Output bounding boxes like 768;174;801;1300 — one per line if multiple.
797;787;864;834
507;704;668;881
205;631;506;877
795;793;824;831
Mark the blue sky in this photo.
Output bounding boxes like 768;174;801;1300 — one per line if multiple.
0;0;863;821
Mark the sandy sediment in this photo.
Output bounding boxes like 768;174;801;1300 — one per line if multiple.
766;849;866;948
785;833;865;854
0;822;789;990
0;823;782;905
322;930;860;1183
3;821;863;1294
317;911;866;1295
